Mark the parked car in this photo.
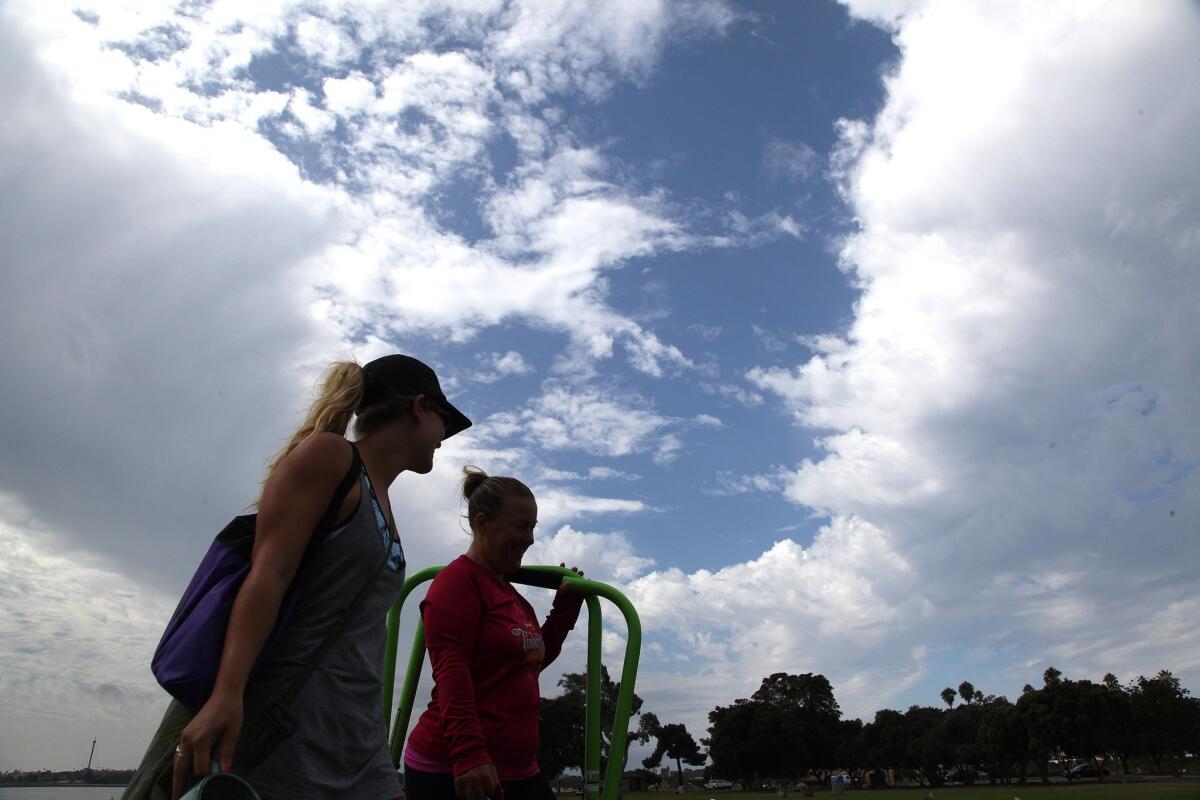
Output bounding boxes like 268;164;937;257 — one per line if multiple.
704;780;734;790
1064;763;1110;781
942;768;988;785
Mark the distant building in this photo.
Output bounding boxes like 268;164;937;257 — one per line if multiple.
621;771;656;792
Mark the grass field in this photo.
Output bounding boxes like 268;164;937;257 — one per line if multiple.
607;785;1200;800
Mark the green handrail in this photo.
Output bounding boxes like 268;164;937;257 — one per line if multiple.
382;564;642;800
382;566;441;727
584;595;602;800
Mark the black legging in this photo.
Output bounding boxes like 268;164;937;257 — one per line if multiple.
404;766;556;800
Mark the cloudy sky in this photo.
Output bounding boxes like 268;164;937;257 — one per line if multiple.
2;0;1199;772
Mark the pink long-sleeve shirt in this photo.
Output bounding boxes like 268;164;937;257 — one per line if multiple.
405;555;583;779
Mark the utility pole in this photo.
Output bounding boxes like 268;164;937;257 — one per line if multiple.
86;739;96;782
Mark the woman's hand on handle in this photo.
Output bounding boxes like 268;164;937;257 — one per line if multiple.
557;562;584;592
455;763;502;800
170;691;243;800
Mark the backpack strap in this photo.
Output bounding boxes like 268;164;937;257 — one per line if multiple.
240;441;390;765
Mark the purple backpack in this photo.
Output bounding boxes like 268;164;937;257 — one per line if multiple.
152;445;364;712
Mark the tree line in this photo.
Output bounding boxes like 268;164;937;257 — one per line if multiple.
538;666;705;788
538;665;1200;788
0;768;135;785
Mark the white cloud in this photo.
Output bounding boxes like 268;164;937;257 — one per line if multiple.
751;323;790;353
701;381;764;408
483;385;677;459
839;0;924;29
527;524;656;582
472;350;534;383
322;72;377;116
295;13;359;69
746;0;1200;692
0;7;348;593
776;429;946;515
534;489;650;528
535;514;935;733
489;0;736;102
632;518;923;641
1043;597;1200;681
706;469;789;497
373;50;496;149
534;465;641;483
16;0;731;382
587;466;640;481
763;138;819;182
690;323;722;341
620;516;928;721
311;141;700;375
287;87;336;136
719;209;806;246
652;433;684;465
535;467;585;482
0;495;178;769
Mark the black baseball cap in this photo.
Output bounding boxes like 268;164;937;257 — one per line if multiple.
359;354;472;439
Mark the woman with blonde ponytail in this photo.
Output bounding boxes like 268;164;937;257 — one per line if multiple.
169;354;471;800
403;467;585;800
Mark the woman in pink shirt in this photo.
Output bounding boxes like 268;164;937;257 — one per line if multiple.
405;468;584;800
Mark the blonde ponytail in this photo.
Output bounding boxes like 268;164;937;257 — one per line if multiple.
258;361;365;501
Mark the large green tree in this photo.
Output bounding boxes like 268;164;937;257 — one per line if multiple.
977;696;1023;784
940;699;984;779
539;693;585;783
642;718;705;788
901;706;949;786
705;698;796;785
750;672;842;780
1130;670;1200;772
863;708;907;782
1044;675;1121;781
1101;674;1137;774
834;718;869;786
1016;681;1059;784
538;667;644;781
705;699;758;785
1014;666;1128;783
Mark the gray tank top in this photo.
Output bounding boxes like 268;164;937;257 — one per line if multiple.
236;467;406;800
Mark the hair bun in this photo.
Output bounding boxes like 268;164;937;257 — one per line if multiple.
462;466;489;500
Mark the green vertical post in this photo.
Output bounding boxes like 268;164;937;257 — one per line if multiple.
383;566;441;729
559;577;641;800
592;583;641;800
383;607;400;727
388;617;430;764
583;596;602;800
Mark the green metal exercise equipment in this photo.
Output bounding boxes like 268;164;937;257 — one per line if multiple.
382;564;642;800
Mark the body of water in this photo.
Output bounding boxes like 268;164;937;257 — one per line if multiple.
0;788;125;800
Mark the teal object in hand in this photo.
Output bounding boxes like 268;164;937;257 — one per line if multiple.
180;760;261;800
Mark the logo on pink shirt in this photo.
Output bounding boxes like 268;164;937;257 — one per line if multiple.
512;622;545;670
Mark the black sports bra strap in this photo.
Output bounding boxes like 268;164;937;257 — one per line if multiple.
314;441;363;534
